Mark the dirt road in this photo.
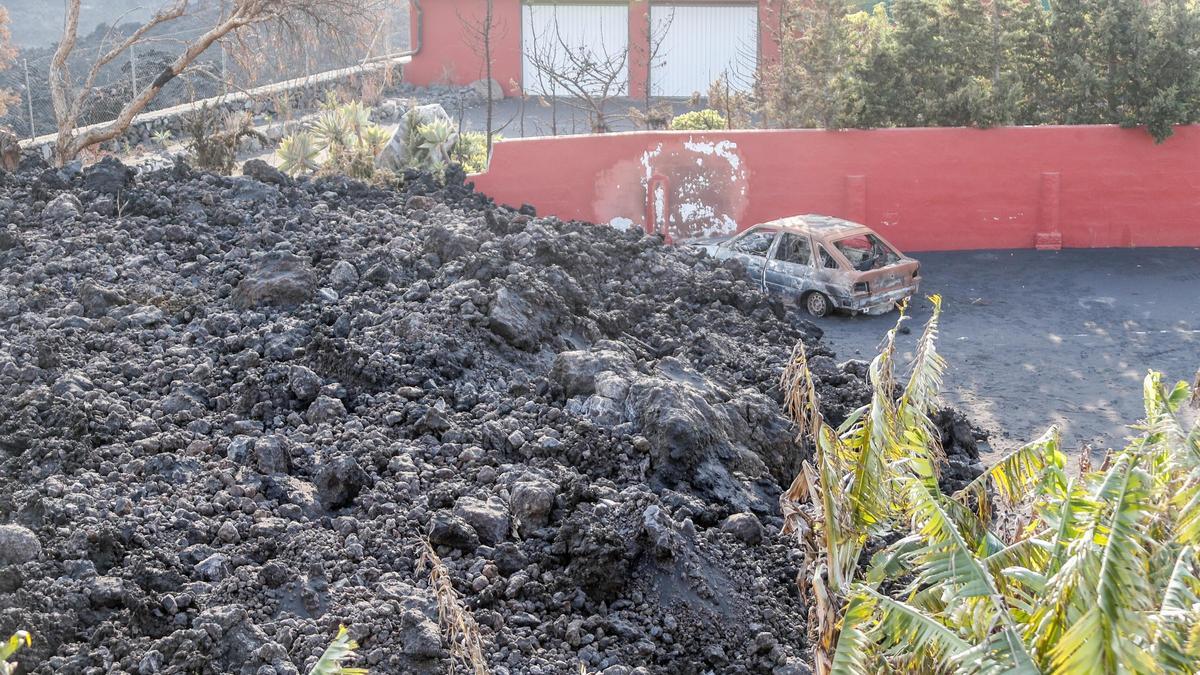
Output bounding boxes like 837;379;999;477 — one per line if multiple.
818;248;1200;456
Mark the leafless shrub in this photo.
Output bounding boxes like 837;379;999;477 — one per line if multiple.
417;539;489;675
48;0;386;165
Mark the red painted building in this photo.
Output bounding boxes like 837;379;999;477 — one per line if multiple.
405;0;782;98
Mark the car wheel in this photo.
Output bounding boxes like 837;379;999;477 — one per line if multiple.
805;291;832;318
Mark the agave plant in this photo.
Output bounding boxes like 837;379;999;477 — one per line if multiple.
407;118;456;170
1;631;31;675
307;625;367;675
277;131;320;176
361;124;392;157
782;296;1200;674
310;107;355;154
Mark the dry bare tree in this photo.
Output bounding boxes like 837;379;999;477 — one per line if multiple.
636;6;674;106
457;0;501;155
523;9;628;133
48;0;382;165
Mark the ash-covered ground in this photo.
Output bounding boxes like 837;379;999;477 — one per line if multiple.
0;157;984;674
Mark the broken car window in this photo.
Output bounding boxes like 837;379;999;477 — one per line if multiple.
775;233;812;265
819;246;839;269
731;229;777;257
834;234;901;271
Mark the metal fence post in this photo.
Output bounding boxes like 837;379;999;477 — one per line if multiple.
22;58;35;140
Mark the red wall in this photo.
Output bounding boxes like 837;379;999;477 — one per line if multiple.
406;0;524;90
470;125;1200;250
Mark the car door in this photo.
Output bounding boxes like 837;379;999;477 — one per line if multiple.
725;227;778;290
765;232;816;300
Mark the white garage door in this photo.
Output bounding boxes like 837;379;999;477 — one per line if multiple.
650;4;758;97
522;4;629;96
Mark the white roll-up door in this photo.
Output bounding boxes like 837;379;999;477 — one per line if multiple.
522;4;629;96
650;4;758;97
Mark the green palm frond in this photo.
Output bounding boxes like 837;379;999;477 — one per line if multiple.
1151;546;1200;670
897;295;947;444
308;625;367;675
1050;456;1156;673
830;592;882;675
864;587;972;661
904;478;1004;602
953;426;1066;525
846;312;904;532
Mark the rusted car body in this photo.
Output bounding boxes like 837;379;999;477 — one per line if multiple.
693;215;921;317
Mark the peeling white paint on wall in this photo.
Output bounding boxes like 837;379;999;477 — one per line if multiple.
683;139;742;171
609;216;635;232
618;137;748;240
654;184;666;231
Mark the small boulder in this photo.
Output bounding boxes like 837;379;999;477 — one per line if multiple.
78;280;128;318
254;435;292;474
377;104;457;171
306;395;347;424
231;251;316;309
288;365;322;402
453;496;510;545
428;511;480;551
314;455;369;509
0;525;41;565
469;78;506;101
241;158;288;186
510;478;556;532
329;261;359;290
82;156;134;195
720;512;764;545
42;193;82;222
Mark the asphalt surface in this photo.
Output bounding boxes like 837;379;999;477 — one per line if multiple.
816;248;1200;457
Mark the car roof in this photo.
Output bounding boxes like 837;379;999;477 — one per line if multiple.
753;214;870;238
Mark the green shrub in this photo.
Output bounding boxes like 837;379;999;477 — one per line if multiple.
449;131;497;174
276;94;391;182
184;104;267;174
782;297;1200;673
669;109;728;131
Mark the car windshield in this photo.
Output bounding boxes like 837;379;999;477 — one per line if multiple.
731;228;777;256
834;233;901;271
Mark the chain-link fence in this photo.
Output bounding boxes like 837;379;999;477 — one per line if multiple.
0;2;411;144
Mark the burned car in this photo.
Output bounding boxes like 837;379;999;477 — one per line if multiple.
693;215;921;317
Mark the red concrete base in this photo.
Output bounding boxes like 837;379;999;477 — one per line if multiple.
1035;232;1063;251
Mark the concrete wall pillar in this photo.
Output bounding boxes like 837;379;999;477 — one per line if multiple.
628;0;653;99
1036;171;1062;250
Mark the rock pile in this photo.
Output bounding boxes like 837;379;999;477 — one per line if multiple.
0;157;974;675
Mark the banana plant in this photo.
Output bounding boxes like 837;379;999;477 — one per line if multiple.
1;631;31;675
782;297;1200;674
307;625;367;675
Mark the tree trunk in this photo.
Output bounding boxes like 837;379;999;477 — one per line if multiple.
485;0;494;157
50;3;252;165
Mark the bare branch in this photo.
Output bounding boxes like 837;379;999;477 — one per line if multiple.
50;0;387;164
